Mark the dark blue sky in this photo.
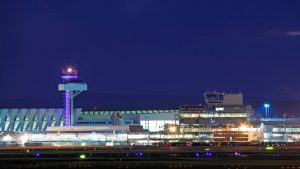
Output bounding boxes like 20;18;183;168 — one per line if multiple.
1;0;300;100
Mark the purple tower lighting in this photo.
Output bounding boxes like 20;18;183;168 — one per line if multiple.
65;91;70;126
58;66;87;127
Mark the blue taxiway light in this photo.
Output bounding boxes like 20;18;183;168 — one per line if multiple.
135;152;144;157
194;152;200;157
205;152;212;157
235;152;241;156
34;153;40;158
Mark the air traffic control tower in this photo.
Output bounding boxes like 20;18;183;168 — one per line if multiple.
58;67;87;126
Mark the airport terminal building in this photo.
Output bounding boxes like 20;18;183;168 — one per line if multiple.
1;92;300;144
1;68;300;145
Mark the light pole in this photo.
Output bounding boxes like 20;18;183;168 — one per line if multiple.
264;103;270;118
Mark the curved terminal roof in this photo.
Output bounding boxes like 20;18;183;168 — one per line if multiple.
80;109;179;116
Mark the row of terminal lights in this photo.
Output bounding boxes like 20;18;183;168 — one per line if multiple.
32;151;247;159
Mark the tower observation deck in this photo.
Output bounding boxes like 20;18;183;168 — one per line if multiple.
58;67;87;126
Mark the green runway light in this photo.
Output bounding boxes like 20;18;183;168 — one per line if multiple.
265;146;274;150
79;154;86;159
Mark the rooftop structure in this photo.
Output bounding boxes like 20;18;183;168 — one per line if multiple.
204;91;243;106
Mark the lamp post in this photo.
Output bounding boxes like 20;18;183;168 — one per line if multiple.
264;104;270;118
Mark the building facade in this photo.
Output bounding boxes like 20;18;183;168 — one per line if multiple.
179;92;253;142
0;108;178;132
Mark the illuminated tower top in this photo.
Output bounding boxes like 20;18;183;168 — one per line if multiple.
59;67;87;90
61;67;80;83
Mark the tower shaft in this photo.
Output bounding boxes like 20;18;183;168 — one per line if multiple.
64;91;74;126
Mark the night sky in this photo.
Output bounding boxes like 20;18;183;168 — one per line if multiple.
1;0;300;100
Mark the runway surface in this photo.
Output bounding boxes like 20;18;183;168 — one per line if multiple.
1;145;300;169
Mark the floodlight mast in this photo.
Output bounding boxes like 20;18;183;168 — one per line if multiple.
264;103;270;118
